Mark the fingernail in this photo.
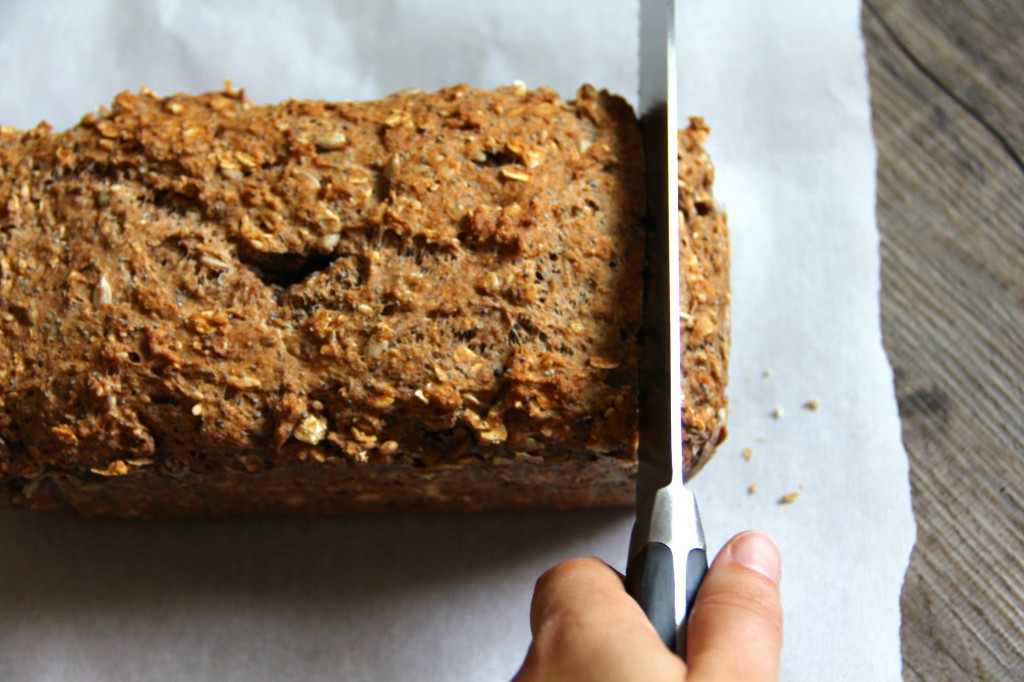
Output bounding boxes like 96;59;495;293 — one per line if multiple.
728;532;782;584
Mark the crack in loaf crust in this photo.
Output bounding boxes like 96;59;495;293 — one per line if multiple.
0;84;728;517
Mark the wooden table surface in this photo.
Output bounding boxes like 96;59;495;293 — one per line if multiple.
862;1;1023;679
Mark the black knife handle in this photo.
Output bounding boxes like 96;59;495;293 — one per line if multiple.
626;543;709;656
626;542;676;649
683;546;709;655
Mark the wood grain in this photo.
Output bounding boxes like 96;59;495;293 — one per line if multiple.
862;0;1024;679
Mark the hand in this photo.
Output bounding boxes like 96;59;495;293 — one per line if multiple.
514;531;783;681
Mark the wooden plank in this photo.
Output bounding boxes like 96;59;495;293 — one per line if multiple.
862;0;1024;680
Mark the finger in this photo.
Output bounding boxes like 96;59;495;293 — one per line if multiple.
686;531;783;682
514;557;686;682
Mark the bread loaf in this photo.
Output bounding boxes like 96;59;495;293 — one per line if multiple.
0;85;728;518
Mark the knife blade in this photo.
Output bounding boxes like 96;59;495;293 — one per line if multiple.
625;0;708;658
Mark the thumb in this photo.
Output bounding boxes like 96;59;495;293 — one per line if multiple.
687;531;784;681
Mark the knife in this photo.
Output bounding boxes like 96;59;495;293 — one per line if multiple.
625;0;708;658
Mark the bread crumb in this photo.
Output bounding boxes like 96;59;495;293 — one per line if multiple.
756;436;768;443
779;491;800;505
741;447;753;461
747;483;758;495
762;368;774;378
772;405;784;420
803;398;821;411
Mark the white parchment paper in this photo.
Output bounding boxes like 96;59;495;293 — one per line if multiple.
0;1;915;680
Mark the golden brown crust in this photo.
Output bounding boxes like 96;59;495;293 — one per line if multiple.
0;86;728;518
